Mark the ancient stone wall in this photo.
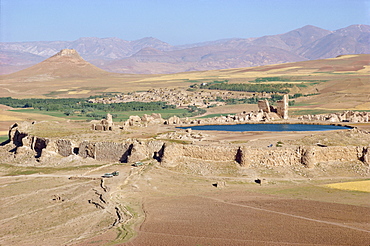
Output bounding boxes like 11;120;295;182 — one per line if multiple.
159;143;367;168
78;141;96;159
314;146;362;163
94;142;131;161
258;100;270;113
160;143;238;167
6;122;369;168
32;137;49;158
56;139;73;157
239;146;301;168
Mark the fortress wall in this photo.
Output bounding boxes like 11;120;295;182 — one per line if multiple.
56;139;73;157
314;146;362;163
94;142;131;161
241;147;301;167
6;123;369;167
127;140;165;163
181;145;238;161
160;143;238;167
159;144;367;168
78;141;96;159
160;143;184;167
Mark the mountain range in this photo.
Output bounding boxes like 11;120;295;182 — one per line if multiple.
1;24;369;74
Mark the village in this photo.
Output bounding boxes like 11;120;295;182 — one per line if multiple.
87;87;259;108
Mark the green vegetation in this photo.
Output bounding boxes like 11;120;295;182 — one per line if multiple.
0;97;206;120
276;141;284;147
251;77;327;84
11;108;190;122
214;94;285;106
198;81;293;93
0;97;176;112
0;135;9;143
252;77;292;82
289;93;319;99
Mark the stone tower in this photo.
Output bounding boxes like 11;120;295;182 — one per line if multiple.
106;113;113;128
277;94;289;119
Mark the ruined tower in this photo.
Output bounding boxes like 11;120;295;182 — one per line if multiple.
277;94;289;119
257;99;271;113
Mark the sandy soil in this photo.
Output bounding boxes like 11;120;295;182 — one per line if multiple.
126;192;370;246
1;147;369;246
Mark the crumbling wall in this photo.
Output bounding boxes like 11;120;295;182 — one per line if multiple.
56;139;73;157
159;143;367;169
314;146;360;163
258;100;271;113
79;141;96;159
361;146;370;165
301;146;316;168
31;137;49;158
11;129;28;147
242;147;301;167
94;142;131;162
5;122;369;168
160;143;239;167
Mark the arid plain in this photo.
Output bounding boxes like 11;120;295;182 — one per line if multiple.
0;52;369;245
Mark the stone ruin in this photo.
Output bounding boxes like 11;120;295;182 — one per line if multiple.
277;94;289;119
257;94;289;119
123;113;164;128
298;111;369;123
92;113;113;131
4;122;370;172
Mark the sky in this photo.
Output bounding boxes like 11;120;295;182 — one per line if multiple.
1;0;369;45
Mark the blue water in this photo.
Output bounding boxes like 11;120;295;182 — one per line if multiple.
177;124;351;132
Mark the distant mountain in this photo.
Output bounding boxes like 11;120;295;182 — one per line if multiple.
1;24;369;74
2;49;110;81
297;25;370;59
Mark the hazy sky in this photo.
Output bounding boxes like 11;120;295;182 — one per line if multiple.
1;0;369;45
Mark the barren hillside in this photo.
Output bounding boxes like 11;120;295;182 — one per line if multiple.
1;25;369;74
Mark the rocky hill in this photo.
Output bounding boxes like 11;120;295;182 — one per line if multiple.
1;25;369;74
1;49;111;81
